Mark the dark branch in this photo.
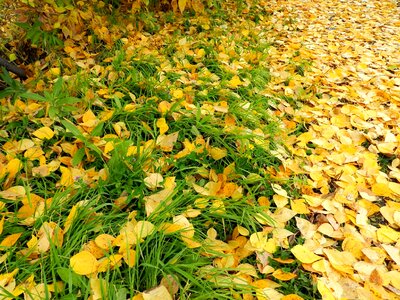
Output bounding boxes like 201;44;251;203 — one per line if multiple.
0;57;27;79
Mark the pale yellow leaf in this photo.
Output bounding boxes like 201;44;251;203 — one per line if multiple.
144;173;164;190
0;186;26;200
156;132;179;152
134;221;155;239
143;285;172;300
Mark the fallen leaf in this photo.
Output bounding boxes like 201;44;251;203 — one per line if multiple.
70;251;98;275
32;126;55;140
291;245;322;264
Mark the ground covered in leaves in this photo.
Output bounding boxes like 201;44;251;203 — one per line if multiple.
0;0;400;299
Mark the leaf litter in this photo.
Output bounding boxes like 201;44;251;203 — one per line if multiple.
0;0;399;298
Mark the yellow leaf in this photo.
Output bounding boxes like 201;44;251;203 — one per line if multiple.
191;0;204;13
24;147;44;160
178;0;187;13
271;184;288;198
0;216;4;235
144;186;175;216
209;147;227;160
228;75;243;88
291;199;310;214
173;215;194;238
317;279;335;300
123;249;136;267
70;251;98;275
156;118;169;135
0;233;22;248
174;139;196;159
388;182;400;196
377;225;400;243
32;126;55;140
172;89;184;99
372;183;392;197
323;249;356;274
104;141;114;154
382;244;400;265
59;166;73;187
158;101;172;114
64;205;77;233
302;195;323;207
81;109;98;128
291;245;322;264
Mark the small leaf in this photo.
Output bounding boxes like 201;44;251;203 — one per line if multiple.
178;0;187;13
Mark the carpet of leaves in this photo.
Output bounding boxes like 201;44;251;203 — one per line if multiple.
0;0;400;299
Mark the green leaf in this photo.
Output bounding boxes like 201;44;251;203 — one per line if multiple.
21;92;46;102
57;267;81;287
72;148;86;167
91;122;104;137
61;119;84;138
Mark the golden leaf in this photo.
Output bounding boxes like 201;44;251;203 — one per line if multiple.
178;0;187;13
95;234;115;251
64;205;78;233
122;249;136;267
0;216;4;235
32;126;55;140
272;269;297;281
172;89;184;99
156;118;169;135
70;251;98;275
291;245;322;264
0;233;22;248
6;158;23;179
59;166;74;187
227;75;243;88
